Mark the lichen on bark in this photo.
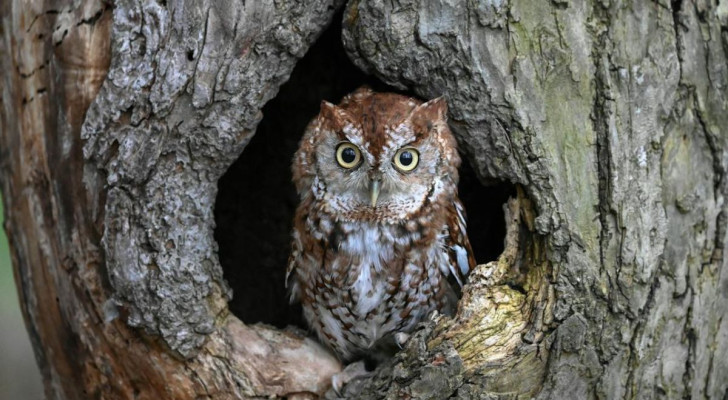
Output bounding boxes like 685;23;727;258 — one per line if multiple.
341;0;728;398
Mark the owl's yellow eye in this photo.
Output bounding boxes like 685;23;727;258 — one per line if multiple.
393;148;419;172
336;142;362;169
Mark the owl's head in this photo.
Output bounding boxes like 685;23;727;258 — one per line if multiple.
293;87;461;222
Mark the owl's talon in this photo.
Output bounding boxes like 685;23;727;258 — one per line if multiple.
331;376;344;397
331;360;369;396
394;332;410;349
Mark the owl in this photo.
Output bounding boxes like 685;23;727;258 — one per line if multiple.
286;87;475;365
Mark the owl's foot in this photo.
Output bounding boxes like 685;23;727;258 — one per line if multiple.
331;360;370;396
394;332;410;349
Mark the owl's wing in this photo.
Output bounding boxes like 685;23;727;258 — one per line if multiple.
285;253;299;303
443;199;476;287
285;228;302;303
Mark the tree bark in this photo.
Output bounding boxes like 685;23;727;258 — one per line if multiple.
341;0;728;398
1;0;342;398
1;0;726;399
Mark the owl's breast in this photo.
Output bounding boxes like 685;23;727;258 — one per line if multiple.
293;205;453;360
335;222;400;316
332;221;447;328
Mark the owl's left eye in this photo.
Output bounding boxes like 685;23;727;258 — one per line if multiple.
393;148;419;172
336;142;362;169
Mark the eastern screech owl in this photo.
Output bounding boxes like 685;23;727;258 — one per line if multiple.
287;87;475;363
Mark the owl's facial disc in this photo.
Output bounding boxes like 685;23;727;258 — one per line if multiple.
306;95;454;221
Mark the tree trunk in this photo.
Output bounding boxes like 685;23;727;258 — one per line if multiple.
1;0;726;399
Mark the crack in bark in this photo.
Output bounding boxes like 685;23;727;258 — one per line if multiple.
686;3;726;398
76;5;109;27
20;87;48;105
667;2;701;396
16;2;109;84
191;7;211;77
624;273;662;398
591;0;631;319
52;5;110;47
682;286;697;397
689;78;726;267
16;59;49;79
703;314;723;397
26;8;63;33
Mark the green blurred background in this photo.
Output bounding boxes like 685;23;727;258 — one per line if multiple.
0;194;43;398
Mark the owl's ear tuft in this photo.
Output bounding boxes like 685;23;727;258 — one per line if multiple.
320;100;355;131
411;96;448;122
410;96;448;135
320;100;344;125
421;96;448;120
320;100;338;118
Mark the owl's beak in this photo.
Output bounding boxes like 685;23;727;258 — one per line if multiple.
370;179;381;207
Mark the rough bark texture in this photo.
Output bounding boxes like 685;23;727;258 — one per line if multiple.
81;0;345;357
1;0;342;398
342;0;728;398
1;0;727;399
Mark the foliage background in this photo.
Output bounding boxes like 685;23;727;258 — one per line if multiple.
0;194;43;398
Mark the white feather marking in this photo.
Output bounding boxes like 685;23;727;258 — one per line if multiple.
318;306;346;348
353;269;387;316
340;223;391;318
451;245;468;287
455;202;466;223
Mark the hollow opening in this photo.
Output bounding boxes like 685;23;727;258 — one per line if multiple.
213;17;516;328
457;162;516;266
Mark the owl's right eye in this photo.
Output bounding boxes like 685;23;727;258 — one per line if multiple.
335;142;362;169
